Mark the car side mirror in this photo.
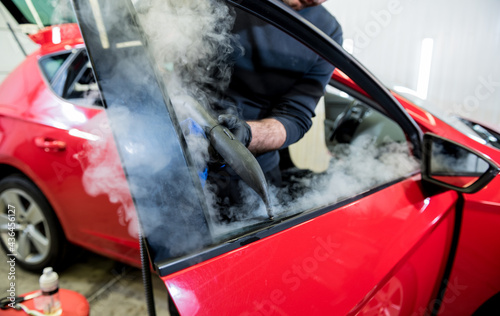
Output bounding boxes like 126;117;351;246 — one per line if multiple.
422;133;500;193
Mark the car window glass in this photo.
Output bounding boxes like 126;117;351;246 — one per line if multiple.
285;84;418;210
141;5;418;243
44;50;102;107
61;50;100;106
39;52;71;82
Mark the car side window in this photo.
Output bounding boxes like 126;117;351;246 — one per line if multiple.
281;84;418;215
39;49;102;107
323;86;407;149
38;52;71;82
163;8;418;240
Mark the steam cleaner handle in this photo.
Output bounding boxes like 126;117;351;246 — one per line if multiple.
172;95;273;218
208;125;273;218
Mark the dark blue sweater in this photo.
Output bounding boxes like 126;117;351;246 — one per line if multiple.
226;6;343;173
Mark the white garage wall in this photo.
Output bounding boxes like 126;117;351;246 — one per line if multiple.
0;3;37;84
324;0;500;129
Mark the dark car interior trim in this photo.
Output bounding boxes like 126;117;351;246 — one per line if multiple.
328;79;385;113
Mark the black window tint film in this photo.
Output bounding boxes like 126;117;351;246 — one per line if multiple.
72;0;211;270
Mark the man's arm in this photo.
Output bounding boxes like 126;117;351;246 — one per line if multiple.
247;118;286;154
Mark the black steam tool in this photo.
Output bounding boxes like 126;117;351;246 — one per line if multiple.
173;95;273;219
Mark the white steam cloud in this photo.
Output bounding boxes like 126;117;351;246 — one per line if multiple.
211;135;419;236
276;136;419;216
76;111;139;238
136;0;238;108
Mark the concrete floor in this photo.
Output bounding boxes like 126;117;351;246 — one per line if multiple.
0;249;171;315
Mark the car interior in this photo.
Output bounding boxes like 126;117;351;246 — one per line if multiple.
277;83;416;218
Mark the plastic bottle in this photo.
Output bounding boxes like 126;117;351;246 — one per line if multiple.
38;267;62;315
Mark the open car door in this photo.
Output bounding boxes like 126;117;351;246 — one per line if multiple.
72;0;499;314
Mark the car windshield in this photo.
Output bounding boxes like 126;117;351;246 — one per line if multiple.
458;117;500;149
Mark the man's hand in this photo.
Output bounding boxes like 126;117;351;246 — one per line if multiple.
218;114;252;147
247;119;286;155
217;115;287;155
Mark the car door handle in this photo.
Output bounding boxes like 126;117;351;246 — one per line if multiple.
34;137;66;152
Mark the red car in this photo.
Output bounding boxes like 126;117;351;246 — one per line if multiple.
0;22;141;271
2;0;500;315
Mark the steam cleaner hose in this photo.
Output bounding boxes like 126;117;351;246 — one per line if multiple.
139;229;156;316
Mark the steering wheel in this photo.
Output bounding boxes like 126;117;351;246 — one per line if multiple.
329;101;368;144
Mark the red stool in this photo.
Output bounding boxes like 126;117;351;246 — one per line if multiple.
3;289;89;316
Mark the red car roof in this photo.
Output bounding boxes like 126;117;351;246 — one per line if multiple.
29;23;84;55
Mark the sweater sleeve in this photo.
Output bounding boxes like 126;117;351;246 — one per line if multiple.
270;56;335;148
270;13;343;148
